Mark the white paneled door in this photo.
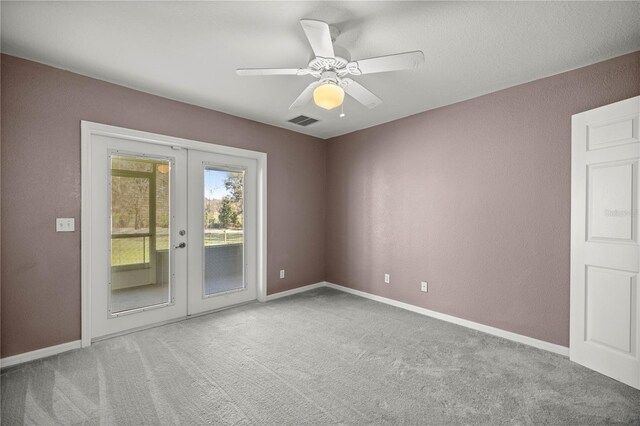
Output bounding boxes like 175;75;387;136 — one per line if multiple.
571;96;640;389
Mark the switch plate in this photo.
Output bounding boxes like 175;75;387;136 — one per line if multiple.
384;274;390;284
421;281;428;292
56;218;75;232
279;269;285;279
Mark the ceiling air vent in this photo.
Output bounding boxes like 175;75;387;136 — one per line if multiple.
288;115;318;127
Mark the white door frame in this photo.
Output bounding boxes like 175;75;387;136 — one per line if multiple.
81;121;267;348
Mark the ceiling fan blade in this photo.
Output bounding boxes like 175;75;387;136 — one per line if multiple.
341;78;382;109
289;81;322;109
355;51;424;75
236;68;301;76
300;19;335;58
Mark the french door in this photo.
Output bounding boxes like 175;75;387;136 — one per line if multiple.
187;151;257;315
86;126;259;341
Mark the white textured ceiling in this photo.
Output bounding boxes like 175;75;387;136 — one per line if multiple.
2;1;639;139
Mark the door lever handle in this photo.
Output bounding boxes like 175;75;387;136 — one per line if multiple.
175;242;186;249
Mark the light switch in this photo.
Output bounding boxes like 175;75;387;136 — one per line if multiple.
56;218;75;232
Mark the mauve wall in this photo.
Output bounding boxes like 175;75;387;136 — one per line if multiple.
326;52;640;347
1;54;326;357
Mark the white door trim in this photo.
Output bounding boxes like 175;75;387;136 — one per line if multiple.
81;121;268;348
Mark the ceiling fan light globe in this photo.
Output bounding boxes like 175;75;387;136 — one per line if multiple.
313;83;344;110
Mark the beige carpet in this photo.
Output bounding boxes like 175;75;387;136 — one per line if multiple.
2;287;639;424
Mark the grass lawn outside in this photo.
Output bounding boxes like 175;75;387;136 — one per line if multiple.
111;229;243;266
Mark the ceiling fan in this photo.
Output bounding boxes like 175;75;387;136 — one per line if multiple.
236;19;425;112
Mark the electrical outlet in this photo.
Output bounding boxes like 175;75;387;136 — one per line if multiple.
384;273;390;284
279;269;285;279
56;218;75;232
421;281;428;292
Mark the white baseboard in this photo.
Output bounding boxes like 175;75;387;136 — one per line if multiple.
1;340;82;369
324;282;570;357
264;281;326;301
3;283;325;368
1;280;568;368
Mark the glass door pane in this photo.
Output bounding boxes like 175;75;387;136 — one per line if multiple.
110;154;172;314
203;167;245;296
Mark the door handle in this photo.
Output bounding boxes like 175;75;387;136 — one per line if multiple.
175;242;186;249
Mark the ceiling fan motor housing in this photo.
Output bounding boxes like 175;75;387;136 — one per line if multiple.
318;70;340;85
309;57;348;71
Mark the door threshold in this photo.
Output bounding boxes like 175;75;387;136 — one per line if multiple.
187;299;258;319
91;299;258;343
